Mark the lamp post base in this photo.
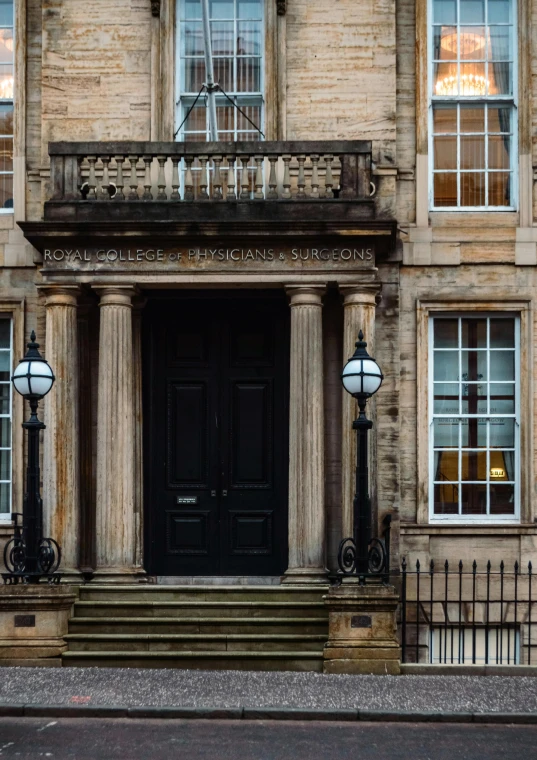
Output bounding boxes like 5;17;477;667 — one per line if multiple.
323;579;400;675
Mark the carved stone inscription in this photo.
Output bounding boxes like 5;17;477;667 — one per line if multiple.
43;244;375;271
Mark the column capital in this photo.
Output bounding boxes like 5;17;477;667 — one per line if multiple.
339;284;380;308
39;285;81;308
286;285;326;307
92;285;138;308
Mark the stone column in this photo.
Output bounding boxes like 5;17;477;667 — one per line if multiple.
42;286;80;576
94;287;140;579
283;286;327;584
341;286;379;539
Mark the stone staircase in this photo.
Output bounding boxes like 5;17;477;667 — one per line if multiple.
62;585;329;671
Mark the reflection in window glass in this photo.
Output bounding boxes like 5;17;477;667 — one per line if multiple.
0;2;12;212
431;315;518;519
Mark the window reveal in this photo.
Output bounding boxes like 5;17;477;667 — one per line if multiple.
0;316;12;518
430;315;519;520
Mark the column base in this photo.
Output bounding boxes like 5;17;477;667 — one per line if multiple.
281;567;329;585
91;567;147;584
323;580;401;675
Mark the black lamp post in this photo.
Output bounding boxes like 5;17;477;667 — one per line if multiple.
2;331;61;584
337;330;390;582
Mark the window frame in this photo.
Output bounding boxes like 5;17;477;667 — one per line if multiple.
428;312;521;524
174;0;265;142
428;0;519;211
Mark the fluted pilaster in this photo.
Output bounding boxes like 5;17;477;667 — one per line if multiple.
42;286;80;575
283;286;327;584
341;286;379;538
94;286;139;577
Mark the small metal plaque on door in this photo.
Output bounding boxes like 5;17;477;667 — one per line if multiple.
14;615;35;628
177;496;198;505
351;615;372;629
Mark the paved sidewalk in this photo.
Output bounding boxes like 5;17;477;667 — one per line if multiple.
0;668;536;722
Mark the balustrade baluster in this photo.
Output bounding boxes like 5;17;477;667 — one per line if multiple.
157;155;167;200
240;156;250;199
310;154;320;198
226;156;236;200
114;155;125;200
324;154;334;198
99;156;111;200
198;155;209;200
171;157;181;201
212;155;223;199
297;155;306;198
128;155;139;200
142;155;153;200
87;156;97;200
254;155;264;199
267;155;278;199
281;155;291;199
184;157;194;201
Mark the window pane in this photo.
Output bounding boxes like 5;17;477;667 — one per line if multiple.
182;0;202;19
461;135;485;169
433;105;457;133
183;59;205;91
488;172;511;206
490;450;515;480
0;417;9;447
461;172;485;206
461;483;487;514
489;418;515;448
0;103;12;133
459;27;486;59
0;29;12;65
0;319;9;348
238;0;263;19
0;1;13;27
488;27;511;61
461;418;487;447
434;383;460;414
461;351;487;380
434;419;460;448
461;318;487;348
434;62;457;96
0;350;9;381
461;450;487;480
488;0;511;23
434;136;457;170
183;104;207;133
212;21;233;55
434;483;459;514
0;64;13;99
434;26;457;60
433;0;457;24
435;450;459;481
237;57;261;92
460;63;486;96
490;319;514;348
489;106;511;133
490;484;515;514
490;63;512;95
210;0;234;18
0;448;9;480
488;135;510;169
0;481;9;513
460;106;485;132
434;350;458;381
216;104;235;132
490;350;514;380
460;0;485;23
434;172;457;206
434;319;458;347
0;383;9;414
461;384;488;415
489;383;515;415
213;58;233;90
0;134;12;171
238;21;262;55
237;105;262;133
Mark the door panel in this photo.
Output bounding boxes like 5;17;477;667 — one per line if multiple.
144;294;289;576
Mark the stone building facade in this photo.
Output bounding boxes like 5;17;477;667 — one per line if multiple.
0;0;534;661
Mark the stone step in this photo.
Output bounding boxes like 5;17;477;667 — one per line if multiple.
61;650;324;672
79;585;328;604
64;633;327;653
72;600;327;618
68;616;329;635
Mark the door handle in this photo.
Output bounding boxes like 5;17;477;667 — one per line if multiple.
222;489;228;497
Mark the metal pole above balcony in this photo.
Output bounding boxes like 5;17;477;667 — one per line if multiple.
201;0;219;141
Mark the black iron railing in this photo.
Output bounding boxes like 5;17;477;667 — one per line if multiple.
401;559;535;665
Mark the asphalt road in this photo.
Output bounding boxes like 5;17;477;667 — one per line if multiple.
0;718;536;760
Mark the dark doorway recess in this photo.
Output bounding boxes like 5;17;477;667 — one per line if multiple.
143;291;290;576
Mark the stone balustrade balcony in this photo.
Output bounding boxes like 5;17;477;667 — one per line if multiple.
44;140;378;225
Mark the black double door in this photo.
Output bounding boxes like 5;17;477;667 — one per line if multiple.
144;293;290;576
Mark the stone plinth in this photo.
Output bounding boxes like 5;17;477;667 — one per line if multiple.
0;585;77;665
323;580;400;674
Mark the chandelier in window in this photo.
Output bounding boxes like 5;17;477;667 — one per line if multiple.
434;29;492;97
